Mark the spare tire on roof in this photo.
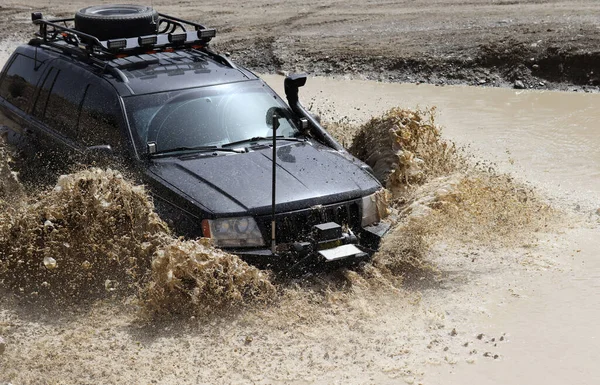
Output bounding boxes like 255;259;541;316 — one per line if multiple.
75;4;159;41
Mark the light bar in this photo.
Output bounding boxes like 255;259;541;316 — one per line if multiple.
197;28;216;39
107;39;127;50
138;35;157;46
168;33;187;44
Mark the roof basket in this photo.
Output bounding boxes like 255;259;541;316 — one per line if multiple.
30;11;217;60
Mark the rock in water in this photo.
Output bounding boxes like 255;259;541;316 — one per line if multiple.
514;80;525;89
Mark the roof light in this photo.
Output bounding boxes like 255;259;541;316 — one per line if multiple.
107;39;127;50
197;28;216;39
138;35;157;46
168;33;187;44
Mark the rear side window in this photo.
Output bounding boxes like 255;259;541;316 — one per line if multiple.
0;54;41;112
78;82;124;151
32;61;125;151
44;70;87;139
33;67;59;119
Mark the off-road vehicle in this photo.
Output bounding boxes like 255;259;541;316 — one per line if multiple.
0;4;389;272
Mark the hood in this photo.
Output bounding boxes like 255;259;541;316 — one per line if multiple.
149;141;381;216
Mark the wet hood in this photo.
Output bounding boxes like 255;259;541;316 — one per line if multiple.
148;141;381;216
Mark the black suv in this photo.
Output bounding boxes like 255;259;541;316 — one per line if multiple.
0;5;388;271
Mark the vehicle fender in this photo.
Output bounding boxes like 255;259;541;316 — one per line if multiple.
152;194;204;238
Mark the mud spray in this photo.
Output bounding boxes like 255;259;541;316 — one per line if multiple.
0;139;274;314
0;106;555;307
0;108;558;383
350;108;549;263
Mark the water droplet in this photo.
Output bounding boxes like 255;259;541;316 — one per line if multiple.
43;257;57;270
104;279;118;291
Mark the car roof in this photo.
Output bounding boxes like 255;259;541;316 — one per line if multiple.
15;43;258;96
107;50;257;95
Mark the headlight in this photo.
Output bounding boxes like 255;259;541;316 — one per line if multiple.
361;192;382;227
201;217;265;248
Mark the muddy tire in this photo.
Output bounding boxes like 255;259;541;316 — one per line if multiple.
74;4;159;41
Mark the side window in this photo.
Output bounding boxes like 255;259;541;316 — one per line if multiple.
0;54;40;112
78;82;123;152
33;67;59;119
44;68;87;139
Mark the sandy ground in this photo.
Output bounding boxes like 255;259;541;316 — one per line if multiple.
0;1;599;384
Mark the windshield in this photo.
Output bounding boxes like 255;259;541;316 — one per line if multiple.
123;81;300;153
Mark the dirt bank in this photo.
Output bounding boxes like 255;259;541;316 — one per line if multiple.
2;0;600;91
213;0;600;92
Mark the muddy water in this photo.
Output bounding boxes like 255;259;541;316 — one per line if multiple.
265;75;600;207
424;228;600;385
264;75;600;384
0;65;598;383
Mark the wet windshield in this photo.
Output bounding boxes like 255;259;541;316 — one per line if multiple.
124;81;299;153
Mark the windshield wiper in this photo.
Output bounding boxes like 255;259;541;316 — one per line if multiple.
221;136;305;148
150;145;244;157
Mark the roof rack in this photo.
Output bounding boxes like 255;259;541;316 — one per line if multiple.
29;11;230;79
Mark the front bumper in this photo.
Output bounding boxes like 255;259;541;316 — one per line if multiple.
232;221;391;273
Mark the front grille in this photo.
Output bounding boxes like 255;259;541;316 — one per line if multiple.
258;200;361;244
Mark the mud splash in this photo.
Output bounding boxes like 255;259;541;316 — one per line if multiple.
0;106;554;308
413;174;555;245
348;108;556;281
141;239;275;317
0;149;275;312
0;167;168;298
349;107;462;195
0;101;571;384
0;136;24;207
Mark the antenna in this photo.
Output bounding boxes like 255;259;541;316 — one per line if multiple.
271;114;280;254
